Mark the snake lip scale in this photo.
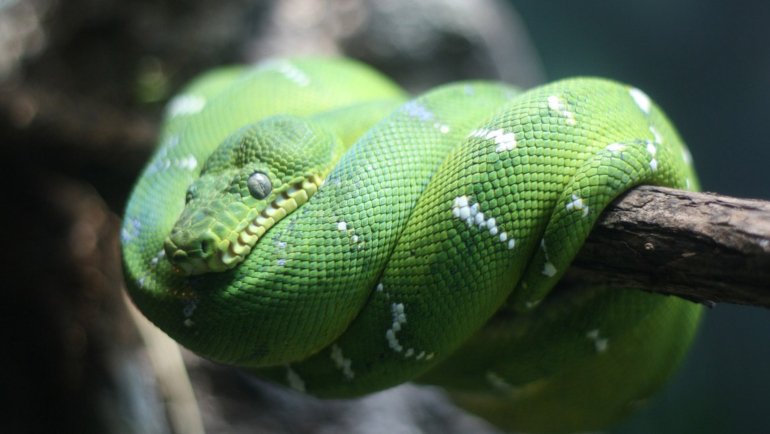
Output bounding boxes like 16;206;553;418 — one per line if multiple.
122;57;702;433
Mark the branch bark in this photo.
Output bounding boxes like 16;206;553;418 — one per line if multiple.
565;185;770;309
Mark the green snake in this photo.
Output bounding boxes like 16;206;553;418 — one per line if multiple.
122;57;702;433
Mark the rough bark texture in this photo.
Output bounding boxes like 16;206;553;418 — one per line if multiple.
566;185;770;309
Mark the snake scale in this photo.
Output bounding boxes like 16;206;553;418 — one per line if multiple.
122;57;702;433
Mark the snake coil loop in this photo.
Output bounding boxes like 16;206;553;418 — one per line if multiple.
122;58;701;433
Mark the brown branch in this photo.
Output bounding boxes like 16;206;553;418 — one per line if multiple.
565;185;770;309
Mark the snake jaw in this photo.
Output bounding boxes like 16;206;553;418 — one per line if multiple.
167;175;322;276
217;175;321;268
163;236;227;275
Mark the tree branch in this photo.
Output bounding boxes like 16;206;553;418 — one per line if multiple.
565;185;770;309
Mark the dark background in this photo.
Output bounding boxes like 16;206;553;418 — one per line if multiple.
511;1;770;432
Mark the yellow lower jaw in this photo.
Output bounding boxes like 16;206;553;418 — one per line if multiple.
216;175;322;270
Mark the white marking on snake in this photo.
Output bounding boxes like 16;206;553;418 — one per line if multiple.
161;134;180;150
681;147;693;165
434;122;450;134
469;128;517;152
525;299;542;309
629;87;651;114
474;211;486;227
402;100;434;121
542;263;557;277
452;196;515;249
147;158;171;174
285;365;306;392
174;155;198;171
386;302;407;352
547;95;577;125
257;59;310;87
336;221;361;246
486;371;515;393
586;329;609;353
150;249;166;267
452;196;469;220
167;95;206;117
645;142;659;172
646;142;657;156
540;239;557;277
649;125;663;143
330;344;355;380
566;193;590;217
606;143;627;153
487;217;498;235
120;217;142;243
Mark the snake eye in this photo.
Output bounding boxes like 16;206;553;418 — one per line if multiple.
247;171;272;200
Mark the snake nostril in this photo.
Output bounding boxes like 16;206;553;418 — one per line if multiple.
199;240;211;255
196;233;222;258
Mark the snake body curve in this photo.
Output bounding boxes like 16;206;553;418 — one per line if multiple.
122;58;702;433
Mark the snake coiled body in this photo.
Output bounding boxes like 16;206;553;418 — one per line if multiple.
122;58;701;433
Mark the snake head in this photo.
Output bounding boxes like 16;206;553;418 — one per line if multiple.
164;115;334;275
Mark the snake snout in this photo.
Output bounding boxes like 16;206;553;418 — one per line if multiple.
163;231;219;275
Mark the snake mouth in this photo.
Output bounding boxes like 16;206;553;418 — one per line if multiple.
164;239;211;275
218;175;321;268
165;175;322;276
